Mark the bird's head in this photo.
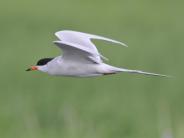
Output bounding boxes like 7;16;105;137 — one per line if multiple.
26;66;38;71
26;58;54;72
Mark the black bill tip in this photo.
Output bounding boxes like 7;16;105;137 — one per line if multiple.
26;68;31;71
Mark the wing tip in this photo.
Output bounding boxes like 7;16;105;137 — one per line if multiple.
119;42;128;47
55;30;73;35
53;40;61;45
161;74;173;78
53;40;58;43
54;31;61;37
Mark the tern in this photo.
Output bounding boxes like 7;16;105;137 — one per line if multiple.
26;30;168;77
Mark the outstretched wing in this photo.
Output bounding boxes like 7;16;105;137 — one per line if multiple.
54;30;127;62
54;41;102;64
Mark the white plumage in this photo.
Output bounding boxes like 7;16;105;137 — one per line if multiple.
27;30;169;77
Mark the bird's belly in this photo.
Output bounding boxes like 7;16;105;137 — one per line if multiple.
48;63;102;77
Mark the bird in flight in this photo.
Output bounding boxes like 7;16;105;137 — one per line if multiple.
26;30;168;77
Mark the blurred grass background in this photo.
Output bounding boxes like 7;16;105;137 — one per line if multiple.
0;0;183;138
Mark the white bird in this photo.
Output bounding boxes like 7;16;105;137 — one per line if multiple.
26;30;168;77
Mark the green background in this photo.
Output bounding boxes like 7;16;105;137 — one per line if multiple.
0;0;183;138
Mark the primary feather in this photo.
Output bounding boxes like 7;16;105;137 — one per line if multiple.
55;30;127;62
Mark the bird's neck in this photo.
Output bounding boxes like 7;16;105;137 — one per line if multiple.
37;65;48;73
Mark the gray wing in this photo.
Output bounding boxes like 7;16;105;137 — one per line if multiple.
54;41;102;64
55;30;127;63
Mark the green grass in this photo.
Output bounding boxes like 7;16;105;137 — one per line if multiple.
0;0;183;138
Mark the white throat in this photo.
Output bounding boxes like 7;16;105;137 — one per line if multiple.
37;65;48;73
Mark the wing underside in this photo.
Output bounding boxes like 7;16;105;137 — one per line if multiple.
54;41;101;63
54;30;127;63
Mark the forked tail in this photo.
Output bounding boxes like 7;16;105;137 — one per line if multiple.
112;66;171;77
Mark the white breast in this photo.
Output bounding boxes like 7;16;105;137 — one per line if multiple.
46;56;103;77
